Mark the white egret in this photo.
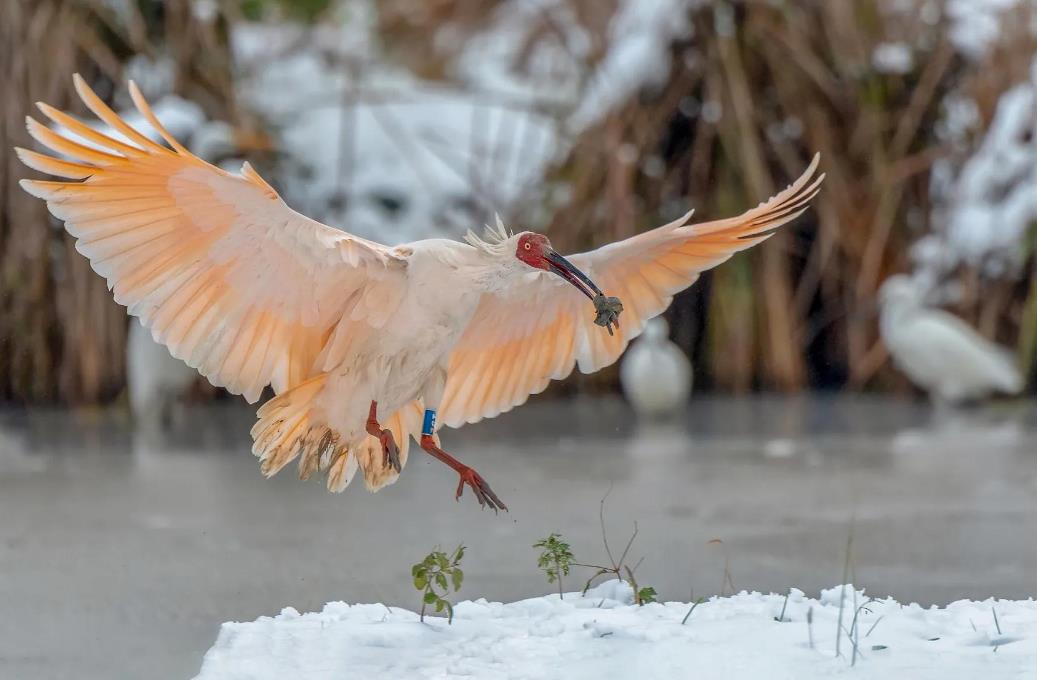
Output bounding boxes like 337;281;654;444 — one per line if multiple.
879;275;1023;404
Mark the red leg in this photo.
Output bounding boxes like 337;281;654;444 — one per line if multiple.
419;434;507;512
366;401;401;473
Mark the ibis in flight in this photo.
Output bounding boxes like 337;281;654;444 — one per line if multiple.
18;77;823;511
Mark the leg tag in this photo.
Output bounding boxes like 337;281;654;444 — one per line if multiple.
422;409;437;436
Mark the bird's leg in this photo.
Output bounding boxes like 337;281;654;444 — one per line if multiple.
366;401;401;473
418;409;507;512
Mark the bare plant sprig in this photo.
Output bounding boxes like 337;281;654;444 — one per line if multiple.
573;487;656;606
412;545;465;624
681;597;705;625
707;538;737;596
534;533;575;599
835;517;856;658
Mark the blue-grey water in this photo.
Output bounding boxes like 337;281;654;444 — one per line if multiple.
1;395;1035;680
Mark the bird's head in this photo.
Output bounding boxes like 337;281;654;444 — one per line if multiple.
514;233;598;298
643;317;669;342
878;274;924;309
514;231;624;334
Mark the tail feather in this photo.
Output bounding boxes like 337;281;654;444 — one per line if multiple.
251;374;426;493
989;346;1024;395
251;374;357;489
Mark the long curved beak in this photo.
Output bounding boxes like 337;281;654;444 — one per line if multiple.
545;250;602;300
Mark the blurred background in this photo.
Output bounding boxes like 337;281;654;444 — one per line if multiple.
1;1;1036;678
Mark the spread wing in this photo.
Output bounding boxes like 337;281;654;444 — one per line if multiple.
438;154;823;427
18;75;405;403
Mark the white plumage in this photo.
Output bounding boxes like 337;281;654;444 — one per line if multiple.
18;76;823;510
120;112;238;423
879;275;1023;404
620;318;692;418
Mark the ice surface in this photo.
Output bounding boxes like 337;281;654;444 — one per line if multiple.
195;581;1037;680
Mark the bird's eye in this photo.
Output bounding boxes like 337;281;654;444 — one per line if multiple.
524;243;531;250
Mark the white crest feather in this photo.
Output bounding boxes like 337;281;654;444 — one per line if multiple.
464;213;514;253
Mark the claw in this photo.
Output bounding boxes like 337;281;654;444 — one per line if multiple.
418;434;508;513
456;466;507;512
379;429;401;473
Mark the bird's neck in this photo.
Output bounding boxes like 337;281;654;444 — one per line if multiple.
880;298;917;330
463;248;531;295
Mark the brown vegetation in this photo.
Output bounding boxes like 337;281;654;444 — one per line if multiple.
1;0;1033;404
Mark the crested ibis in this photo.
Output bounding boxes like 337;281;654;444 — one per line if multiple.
18;77;823;511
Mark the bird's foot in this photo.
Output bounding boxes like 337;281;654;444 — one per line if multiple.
366;401;401;473
378;429;401;473
455;466;508;512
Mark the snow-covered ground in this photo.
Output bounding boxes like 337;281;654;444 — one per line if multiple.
195;580;1037;679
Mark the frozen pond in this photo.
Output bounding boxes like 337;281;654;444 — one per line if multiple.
1;395;1035;679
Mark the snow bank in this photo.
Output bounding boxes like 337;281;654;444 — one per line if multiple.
195;581;1037;679
946;0;1034;60
568;0;694;131
919;59;1037;283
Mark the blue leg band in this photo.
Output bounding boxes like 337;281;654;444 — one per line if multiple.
422;409;437;436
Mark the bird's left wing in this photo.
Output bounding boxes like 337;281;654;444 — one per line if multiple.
18;75;406;403
438;155;823;427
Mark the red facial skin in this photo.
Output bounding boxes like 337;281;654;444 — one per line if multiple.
515;232;552;269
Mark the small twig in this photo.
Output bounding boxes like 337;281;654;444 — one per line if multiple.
599;484;616;568
624;565;639;602
835;516;855;658
775;591;790;622
616;521;639;570
681;598;705;625
849;599;871;667
992;607;1002;635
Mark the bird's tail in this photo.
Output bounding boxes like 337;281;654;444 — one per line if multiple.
251;374;354;488
250;375;423;492
990;346;1025;395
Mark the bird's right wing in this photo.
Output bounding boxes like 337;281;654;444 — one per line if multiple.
438;155;823;427
19;75;406;403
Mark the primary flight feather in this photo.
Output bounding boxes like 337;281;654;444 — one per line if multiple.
19;77;824;511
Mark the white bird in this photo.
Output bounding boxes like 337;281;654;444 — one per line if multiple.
18;76;823;511
879;274;1024;404
620;318;692;418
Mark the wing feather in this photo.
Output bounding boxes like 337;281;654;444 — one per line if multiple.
439;155;823;427
19;76;406;403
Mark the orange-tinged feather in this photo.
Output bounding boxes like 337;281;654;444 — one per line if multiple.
35;101;148;157
25;118;126;164
128;80;191;155
15;147;96;179
442;155;822;427
72;74;165;154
